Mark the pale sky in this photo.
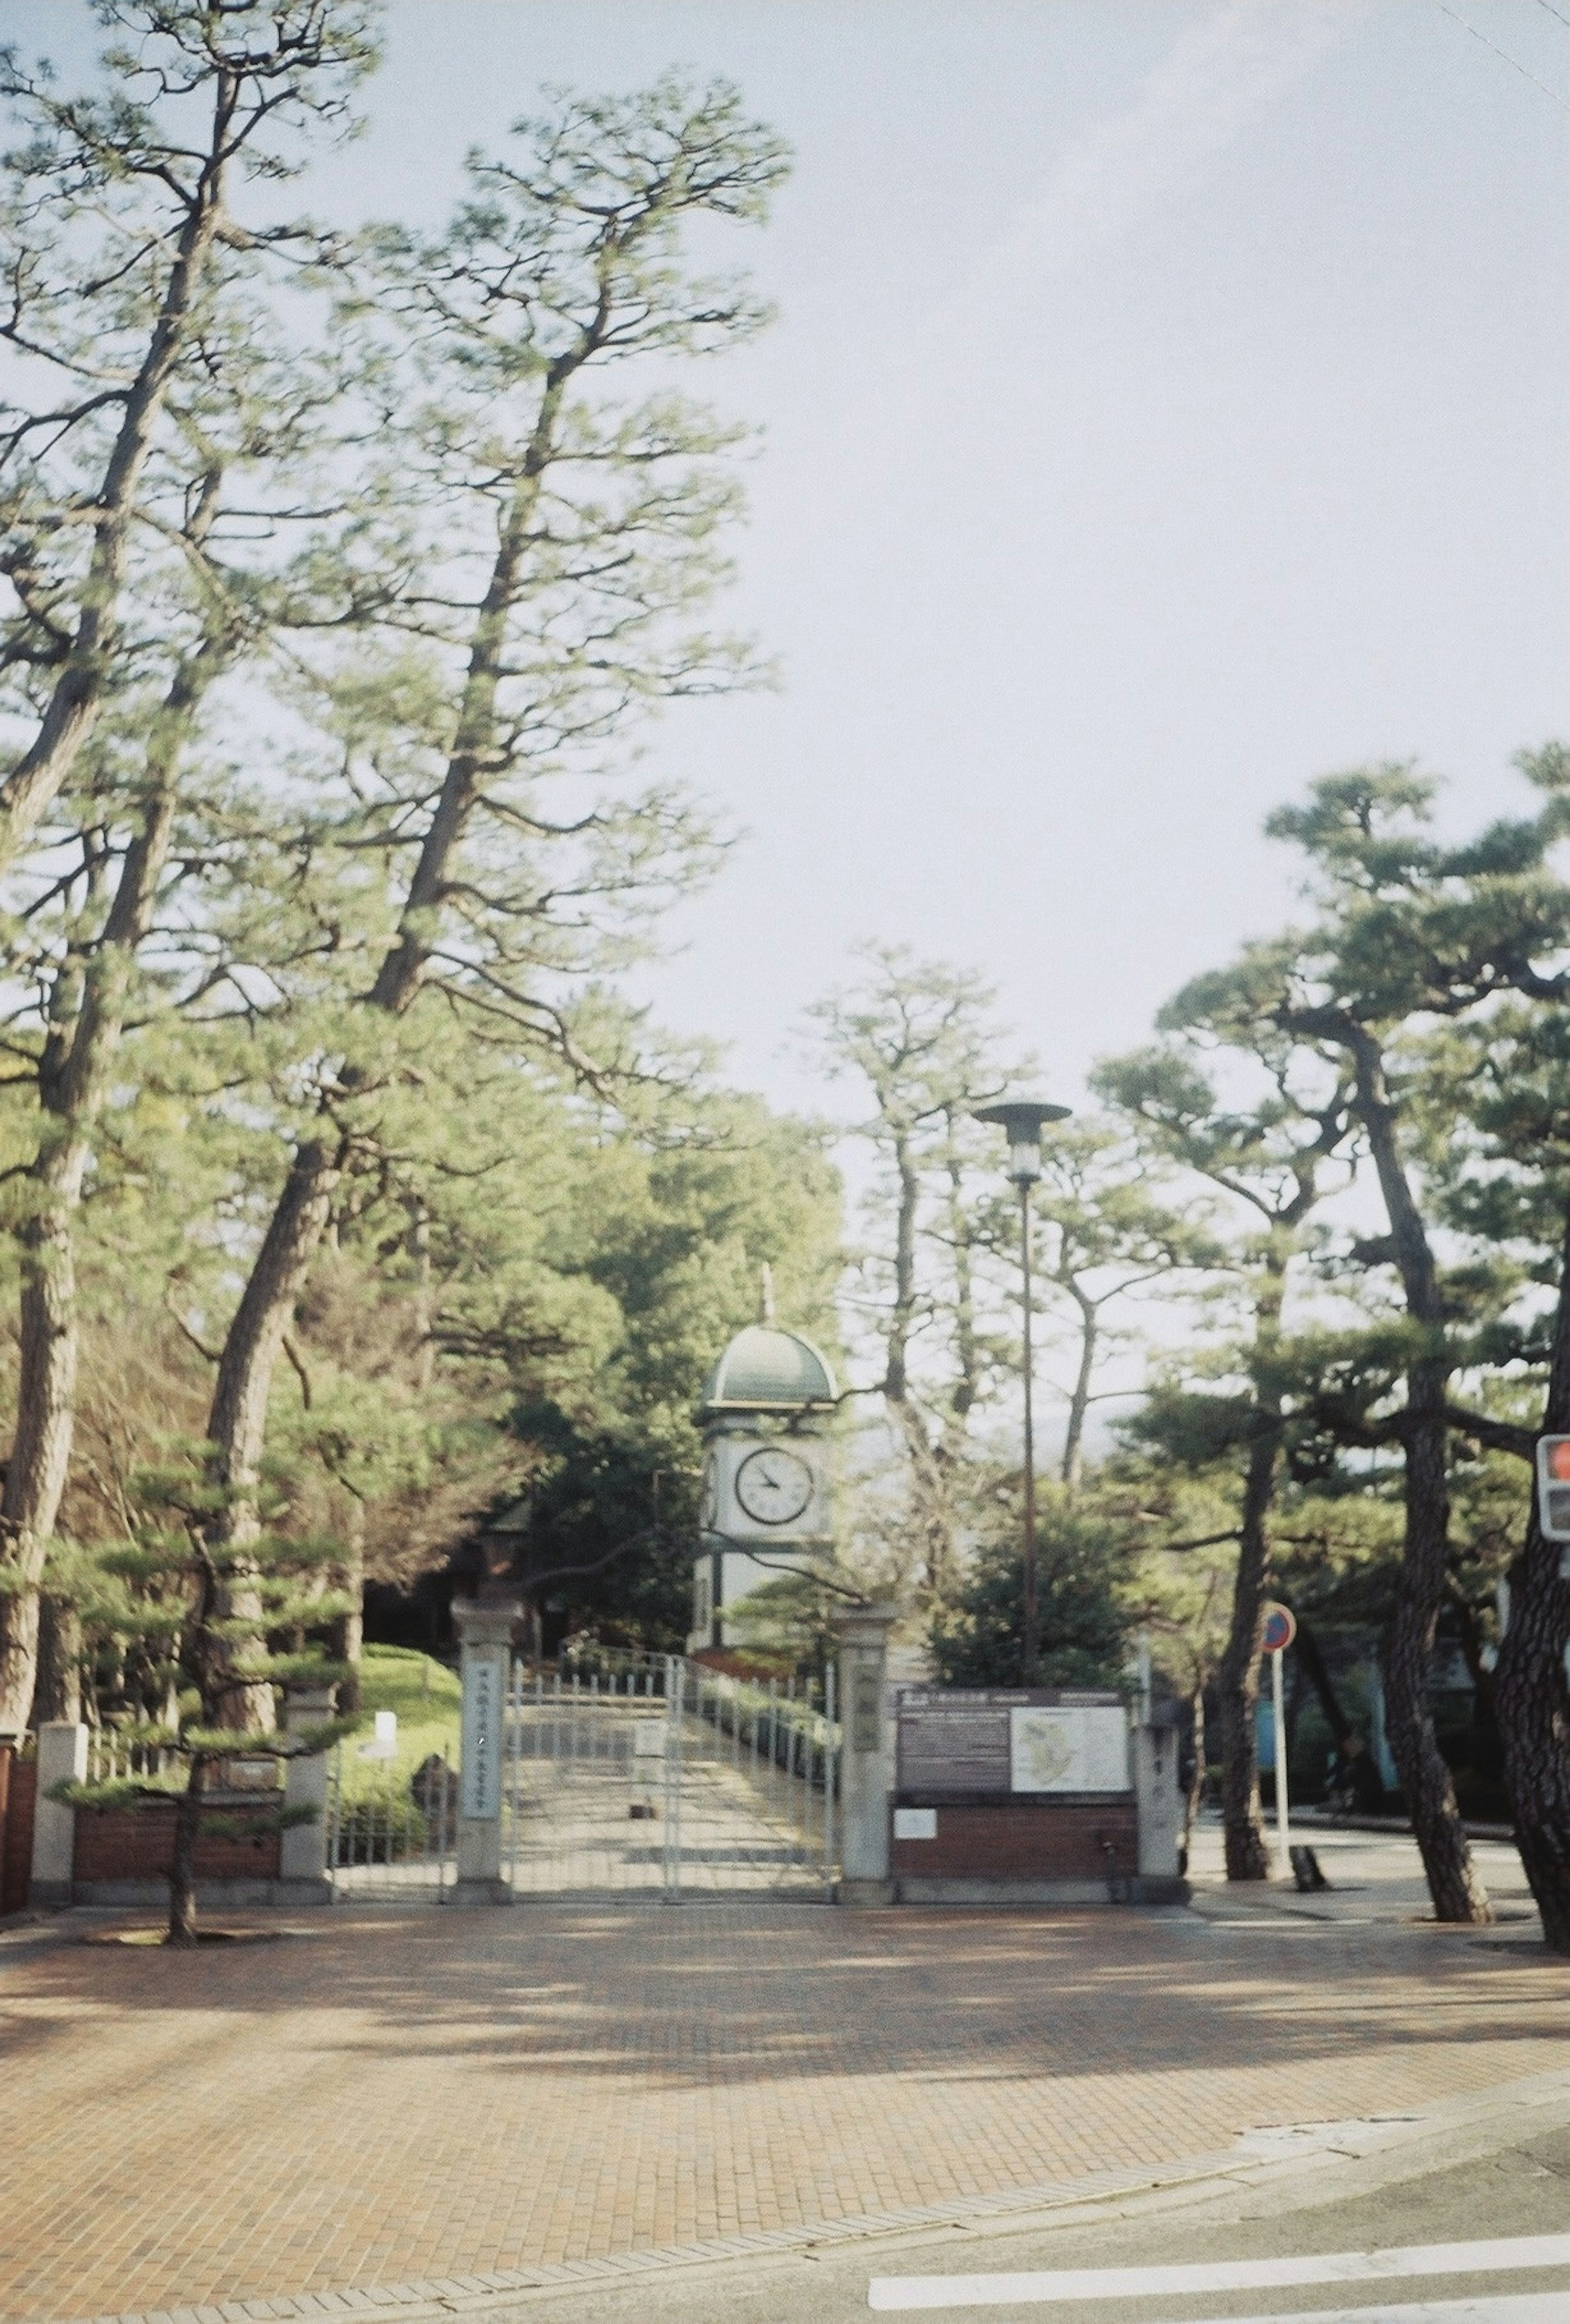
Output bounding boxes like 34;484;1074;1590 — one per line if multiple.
18;0;1570;1123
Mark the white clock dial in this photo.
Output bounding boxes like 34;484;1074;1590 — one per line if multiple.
734;1445;814;1526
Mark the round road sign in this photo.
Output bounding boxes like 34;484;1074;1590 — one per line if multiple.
1260;1602;1296;1654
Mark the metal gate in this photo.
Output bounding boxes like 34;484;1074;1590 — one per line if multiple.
325;1725;460;1899
502;1654;839;1899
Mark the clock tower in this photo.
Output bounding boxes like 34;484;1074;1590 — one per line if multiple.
689;1278;836;1652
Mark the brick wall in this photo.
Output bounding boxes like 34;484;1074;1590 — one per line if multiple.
0;1750;36;1914
73;1798;282;1885
890;1796;1137;1884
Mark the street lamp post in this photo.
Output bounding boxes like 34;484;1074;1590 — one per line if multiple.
974;1096;1072;1684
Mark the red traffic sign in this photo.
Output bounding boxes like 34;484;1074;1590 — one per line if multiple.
1538;1436;1570;1542
1260;1602;1296;1655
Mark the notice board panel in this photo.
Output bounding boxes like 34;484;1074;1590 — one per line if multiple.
1009;1703;1129;1793
895;1687;1128;1797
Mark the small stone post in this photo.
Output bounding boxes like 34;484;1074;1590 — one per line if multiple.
1133;1716;1186;1900
835;1603;897;1907
453;1598;519;1905
280;1683;336;1898
30;1721;88;1908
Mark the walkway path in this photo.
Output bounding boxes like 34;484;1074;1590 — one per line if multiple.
0;1829;1564;2324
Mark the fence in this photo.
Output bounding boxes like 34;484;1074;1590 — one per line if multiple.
325;1722;460;1899
84;1731;182;1787
317;1652;839;1905
504;1654;839;1900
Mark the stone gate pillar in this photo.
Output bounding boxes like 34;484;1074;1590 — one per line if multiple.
453;1599;519;1905
31;1721;87;1908
280;1683;336;1899
835;1603;897;1907
1133;1715;1187;1900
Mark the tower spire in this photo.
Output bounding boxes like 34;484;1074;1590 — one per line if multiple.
759;1261;775;1324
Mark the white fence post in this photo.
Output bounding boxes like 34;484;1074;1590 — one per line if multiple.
31;1721;88;1907
280;1684;336;1898
454;1599;519;1904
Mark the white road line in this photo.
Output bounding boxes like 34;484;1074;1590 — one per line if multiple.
892;2305;1570;2324
866;2232;1570;2311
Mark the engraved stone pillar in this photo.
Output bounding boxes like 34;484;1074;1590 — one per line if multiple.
835;1603;897;1907
280;1683;336;1897
453;1600;518;1904
31;1721;88;1907
1133;1715;1188;1900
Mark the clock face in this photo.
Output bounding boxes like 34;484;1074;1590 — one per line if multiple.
698;1452;719;1531
733;1445;814;1527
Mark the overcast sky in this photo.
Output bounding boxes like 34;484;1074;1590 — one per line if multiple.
20;0;1570;1125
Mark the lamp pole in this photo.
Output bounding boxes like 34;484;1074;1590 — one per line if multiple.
1018;1171;1038;1679
974;1095;1072;1687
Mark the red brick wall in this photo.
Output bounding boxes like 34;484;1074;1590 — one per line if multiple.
73;1799;282;1885
0;1751;36;1914
891;1797;1137;1883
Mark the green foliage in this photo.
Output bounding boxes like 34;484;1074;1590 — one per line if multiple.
930;1487;1133;1690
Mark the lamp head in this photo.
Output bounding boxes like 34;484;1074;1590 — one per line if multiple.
973;1096;1072;1186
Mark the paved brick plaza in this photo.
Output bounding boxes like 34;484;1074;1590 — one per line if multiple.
2;1866;1568;2324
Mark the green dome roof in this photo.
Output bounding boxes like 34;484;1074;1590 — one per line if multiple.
700;1324;837;1416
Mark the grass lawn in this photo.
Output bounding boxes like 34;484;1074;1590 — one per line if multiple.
342;1644;462;1801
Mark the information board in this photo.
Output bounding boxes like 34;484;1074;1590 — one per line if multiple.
895;1687;1129;1796
1009;1703;1130;1793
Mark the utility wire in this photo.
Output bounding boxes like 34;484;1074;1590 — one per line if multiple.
1433;0;1570;108
1534;0;1570;34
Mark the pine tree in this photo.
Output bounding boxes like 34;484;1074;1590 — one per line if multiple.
51;1452;356;1943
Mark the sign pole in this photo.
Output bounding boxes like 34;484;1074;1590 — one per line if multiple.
1271;1641;1290;1878
1259;1600;1296;1881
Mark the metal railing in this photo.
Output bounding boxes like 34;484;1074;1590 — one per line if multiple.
325;1730;459;1898
503;1654;838;1900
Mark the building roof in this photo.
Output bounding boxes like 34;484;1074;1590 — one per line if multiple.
699;1324;837;1417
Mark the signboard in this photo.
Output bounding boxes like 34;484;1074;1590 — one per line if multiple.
893;1807;937;1840
1009;1704;1130;1794
896;1688;1129;1797
1260;1602;1296;1654
1537;1437;1570;1542
460;1649;505;1820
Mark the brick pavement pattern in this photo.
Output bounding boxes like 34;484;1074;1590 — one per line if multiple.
1;1898;1567;2324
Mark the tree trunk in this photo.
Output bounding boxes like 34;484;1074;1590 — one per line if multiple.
0;1129;90;1733
1060;1281;1097;1498
1384;1374;1491;1920
1217;1428;1274;1880
333;1503;366;1718
1301;1010;1489;1923
167;1753;206;1947
206;1138;345;1731
29;1595;82;1726
1497;1203;1570;1953
1293;1620;1354;1748
200;440;561;1730
0;99;228;870
0;666;197;1730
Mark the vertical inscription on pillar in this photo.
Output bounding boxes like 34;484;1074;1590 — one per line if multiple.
460;1652;503;1820
851;1667;881;1755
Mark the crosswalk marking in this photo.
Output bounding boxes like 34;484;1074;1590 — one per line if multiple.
866;2232;1570;2311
